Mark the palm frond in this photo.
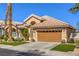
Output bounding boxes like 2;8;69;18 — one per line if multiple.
75;3;79;7
69;3;79;13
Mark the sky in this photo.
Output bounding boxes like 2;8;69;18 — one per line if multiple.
0;3;79;29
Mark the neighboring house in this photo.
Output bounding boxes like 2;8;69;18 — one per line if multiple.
24;14;75;42
72;30;79;40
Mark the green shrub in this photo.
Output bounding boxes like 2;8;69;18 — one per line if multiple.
0;34;25;42
75;40;79;47
13;38;23;42
0;34;8;41
4;35;8;41
31;39;35;42
20;28;29;41
0;35;4;39
61;40;65;43
68;39;74;43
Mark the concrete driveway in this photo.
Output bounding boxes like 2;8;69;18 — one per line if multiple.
13;42;59;51
0;42;59;50
0;42;75;56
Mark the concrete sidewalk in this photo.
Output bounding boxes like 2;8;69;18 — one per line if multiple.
72;48;79;56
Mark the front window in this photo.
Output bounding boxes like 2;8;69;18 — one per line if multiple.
12;31;17;38
0;28;3;36
30;21;36;25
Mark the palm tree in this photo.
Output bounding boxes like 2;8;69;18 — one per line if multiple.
70;3;79;47
4;3;13;42
69;3;79;13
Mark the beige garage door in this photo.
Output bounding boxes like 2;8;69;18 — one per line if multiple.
37;31;62;42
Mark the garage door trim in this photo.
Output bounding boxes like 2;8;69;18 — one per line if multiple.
37;30;62;42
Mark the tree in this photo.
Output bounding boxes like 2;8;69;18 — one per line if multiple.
69;3;79;13
5;3;13;42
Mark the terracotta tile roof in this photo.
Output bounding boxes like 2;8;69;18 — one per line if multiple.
0;20;22;25
31;16;75;29
0;20;25;28
16;24;28;28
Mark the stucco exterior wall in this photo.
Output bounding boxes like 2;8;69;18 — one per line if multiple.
66;28;75;42
33;30;37;41
62;29;67;42
28;28;32;41
28;28;37;42
62;28;75;42
25;17;41;25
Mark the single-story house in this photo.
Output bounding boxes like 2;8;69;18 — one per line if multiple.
24;14;75;42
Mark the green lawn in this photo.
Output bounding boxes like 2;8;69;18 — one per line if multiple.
0;41;26;46
51;43;75;52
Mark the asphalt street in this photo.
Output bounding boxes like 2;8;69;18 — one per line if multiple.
0;48;43;56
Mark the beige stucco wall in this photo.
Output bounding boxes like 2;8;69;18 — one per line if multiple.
28;28;32;41
25;17;40;25
62;28;75;42
28;28;37;42
33;30;37;41
62;29;67;42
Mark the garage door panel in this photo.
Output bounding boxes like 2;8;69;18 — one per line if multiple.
37;31;61;42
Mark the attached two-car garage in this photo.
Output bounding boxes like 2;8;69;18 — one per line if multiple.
26;14;75;42
37;30;62;42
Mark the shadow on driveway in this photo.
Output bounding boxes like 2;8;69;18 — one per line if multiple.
0;48;45;56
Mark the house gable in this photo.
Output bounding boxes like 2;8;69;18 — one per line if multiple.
23;14;43;25
24;16;41;25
